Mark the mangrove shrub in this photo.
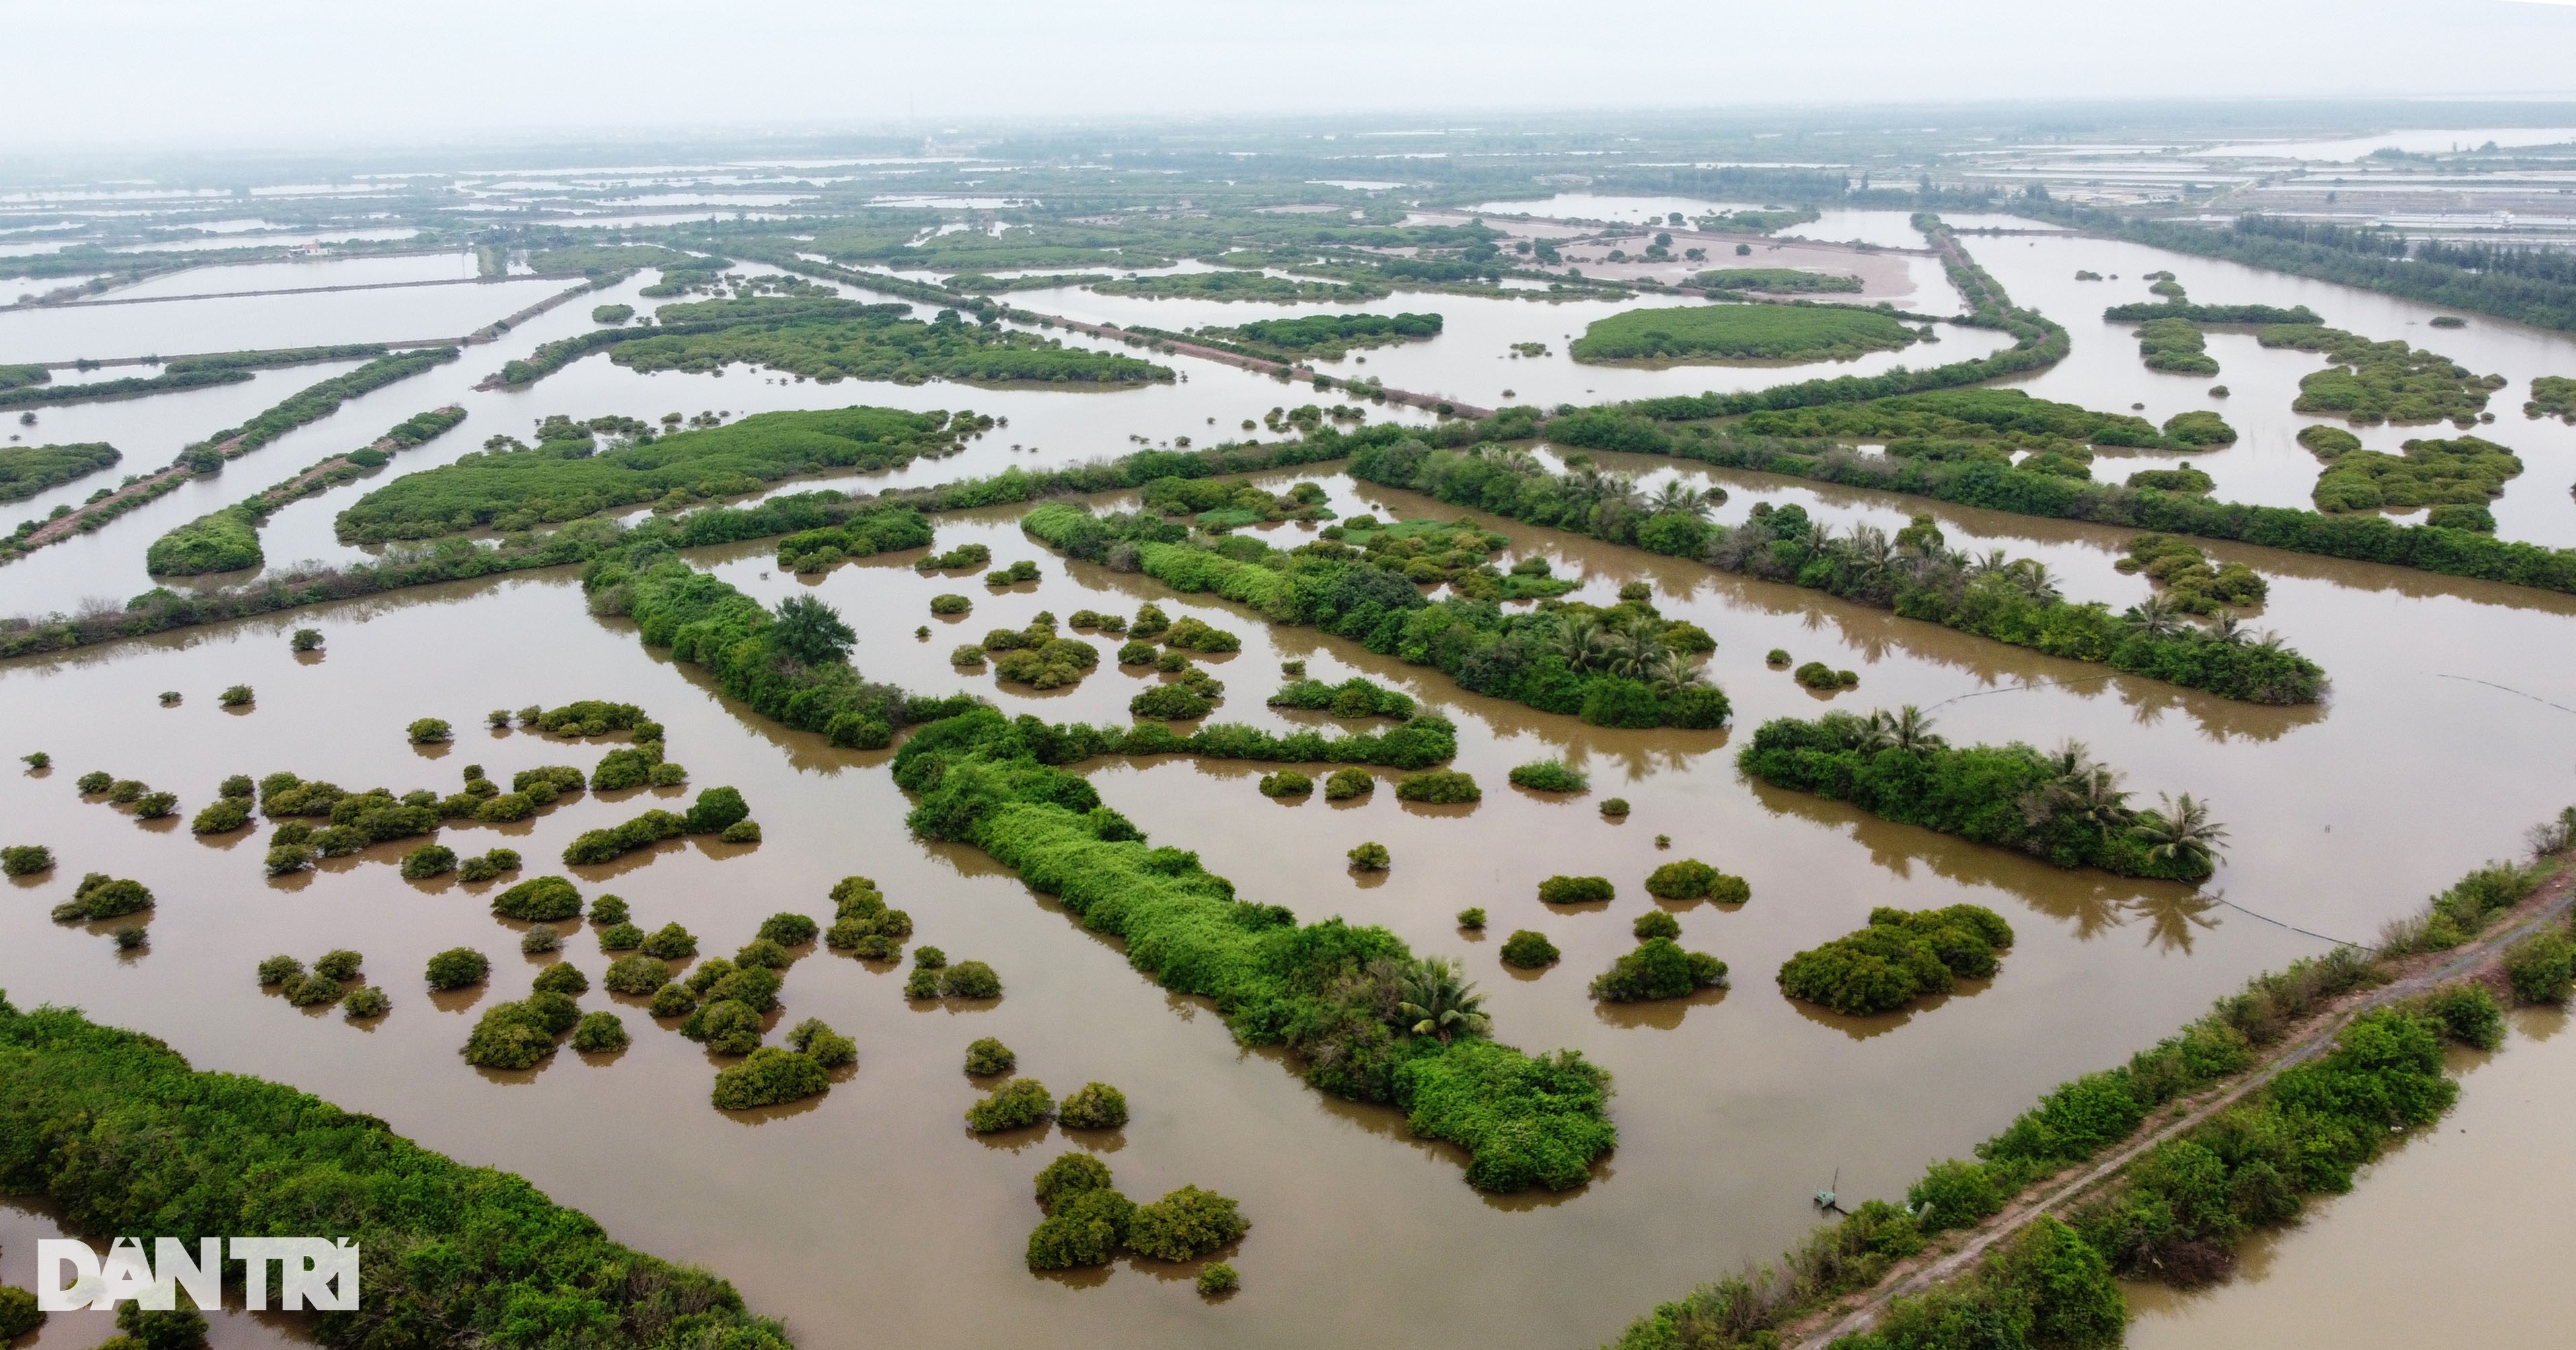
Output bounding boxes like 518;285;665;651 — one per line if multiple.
1059;1081;1130;1129
1590;938;1729;1002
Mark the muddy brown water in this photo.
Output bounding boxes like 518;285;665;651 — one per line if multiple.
8;449;2576;1348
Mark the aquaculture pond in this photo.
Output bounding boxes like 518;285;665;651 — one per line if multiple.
9;439;2576;1347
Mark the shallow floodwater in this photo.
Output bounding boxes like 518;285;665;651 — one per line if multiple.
7;441;2576;1346
90;251;483;301
0;276;567;364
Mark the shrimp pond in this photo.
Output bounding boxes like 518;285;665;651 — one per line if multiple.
7;172;2576;1350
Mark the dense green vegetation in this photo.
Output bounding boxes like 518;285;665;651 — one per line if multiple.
1093;271;1387;303
2256;324;2505;426
1022;490;1729;730
525;244;727;279
338;406;976;542
2134;317;2217;375
893;706;1611;1191
1590;938;1728;1002
2102;301;2320;325
1571;303;1918;363
184;348;460;467
1695;268;1862;294
607;296;1169;386
1185;312;1441;363
1777;905;2015;1016
0;442;118;503
2117;534;2267;613
2528;375;2576;422
1740;710;2225;881
149;406;468;574
0;995;792;1347
0;344;395;411
2309;434;2522;513
1644;860;1749;903
1726;387;2225;457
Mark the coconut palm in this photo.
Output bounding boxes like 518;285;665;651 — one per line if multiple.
2209;610;2249;646
1396;957;1490;1043
1650;481;1712;520
2133;792;2228;872
1966;549;2012;580
1890;704;1945;752
1647;648;1708;697
1591;624;1660;679
1848;525;1898;587
1550;613;1605;671
2123;594;2184;640
1857;708;1899;753
2010;560;2061;603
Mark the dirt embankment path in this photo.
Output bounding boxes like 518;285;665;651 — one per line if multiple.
1792;859;2576;1347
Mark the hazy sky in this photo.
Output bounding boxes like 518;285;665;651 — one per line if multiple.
9;0;2576;155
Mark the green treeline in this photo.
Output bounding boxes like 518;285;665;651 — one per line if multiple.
0;993;793;1348
1738;711;2224;881
2257;324;2505;425
945;272;1113;293
1019;468;1734;732
149;407;469;575
335;406;978;543
1694;268;1863;293
2135;317;2217;375
893;708;1616;1191
1091;272;1388;303
2102;301;2319;325
0;443;118;504
0;344;396;411
184;348;460;467
1734;387;2232;455
1540;410;2576;596
1570;303;1919;363
525;244;727;279
610;296;1171;386
1204;311;1444;357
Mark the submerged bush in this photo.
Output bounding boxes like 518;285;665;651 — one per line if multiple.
1198;1262;1240;1295
713;1046;832;1109
257;954;305;986
734;938;793;971
1347;841;1391;870
1777;904;2016;1016
686;1000;764;1055
342;985;391;1020
1457;907;1487;929
314;949;362;981
408;718;453;745
758;911;820;946
1058;1081;1130;1129
425;947;490;989
190;798;252;834
602;952;672;995
904;967;941;999
1590;938;1729;1002
1026;1187;1134;1270
597;922;645;952
1258;770;1313;798
1632;909;1683;941
492;874;583;921
400;843;457;879
648;983;697;1018
2420;981;2505;1051
462;1001;560;1069
2505;930;2576;1004
964;1037;1017;1075
571;1011;629;1052
532;961;589;996
941;961;1002;998
640;921;697;959
1127;1186;1249;1261
0;844;52;876
930;593;971;615
966;1077;1054;1131
133;792;178;819
1395;770;1480;803
1035;1152;1114;1213
1642;859;1739;902
522;926;562;956
1324;767;1374;799
1501;930;1561;968
786;1017;856;1067
1508;760;1587;792
588;894;630;926
1538;875;1614;905
52;874;153;922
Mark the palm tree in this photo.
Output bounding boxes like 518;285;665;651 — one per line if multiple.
1649;481;1712;520
2123;595;2183;639
1397;958;1490;1043
1647;648;1708;697
1890;704;1944;752
2133;792;2228;872
2209;611;2249;646
2010;560;2061;603
1799;521;1837;558
1966;549;2012;580
1592;624;1659;679
1551;613;1605;671
1857;708;1899;753
1848;525;1897;587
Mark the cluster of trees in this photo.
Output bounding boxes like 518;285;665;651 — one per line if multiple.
1570;303;1919;364
1093;271;1387;303
1022;494;1730;730
895;707;1613;1191
0;342;396;412
2529;375;2576;422
1731;388;2224;455
1738;708;2228;880
2134;316;2217;375
2102;301;2318;325
773;507;936;573
1694;268;1863;294
604;296;1171;387
0;441;118;504
180;348;459;470
2117;533;2268;613
1201;311;1444;360
2258;324;2505;425
335;406;973;542
149;406;469;575
1026;1154;1248;1271
0;996;795;1347
2310;435;2522;515
1777;905;2014;1016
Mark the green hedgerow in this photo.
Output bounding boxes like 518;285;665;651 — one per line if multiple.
786;1017;856;1067
399;843;457;879
941;961;1002;998
1457;907;1487;929
1258;770;1313;798
1633;909;1682;942
1323;767;1374;799
531;961;589;997
572;1011;629;1052
342;985;390;1020
965;1077;1054;1131
1;844;52;876
603;952;671;995
424;947;489;989
1395;770;1479;803
1198;1262;1240;1295
1026;1187;1134;1270
1127;1186;1249;1261
1508;760;1586;792
1538;875;1614;905
1058;1081;1130;1129
1347;841;1391;870
713;1046;832;1109
964;1037;1017;1075
1500;930;1560;968
1590;938;1729;1002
